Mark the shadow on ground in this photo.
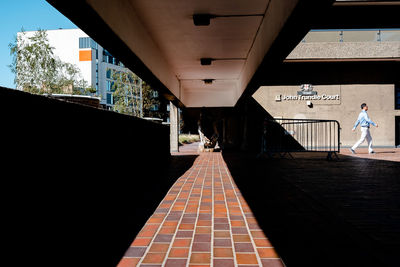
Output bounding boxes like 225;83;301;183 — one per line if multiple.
3;154;198;267
223;151;400;267
1;86;199;267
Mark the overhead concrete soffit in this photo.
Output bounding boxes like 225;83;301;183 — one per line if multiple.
86;0;181;99
85;0;299;107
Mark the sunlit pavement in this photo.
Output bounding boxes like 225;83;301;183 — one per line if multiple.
117;144;400;267
340;147;400;162
117;150;284;267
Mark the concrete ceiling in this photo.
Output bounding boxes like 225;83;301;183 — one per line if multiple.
82;0;303;107
131;0;266;82
48;0;348;107
46;0;400;107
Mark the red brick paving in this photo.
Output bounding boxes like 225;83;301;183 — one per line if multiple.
222;147;400;266
117;151;284;267
172;142;200;156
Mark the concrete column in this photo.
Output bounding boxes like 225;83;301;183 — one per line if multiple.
170;101;179;152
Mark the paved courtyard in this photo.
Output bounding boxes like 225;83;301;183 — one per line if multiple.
118;151;284;267
118;144;400;267
224;148;400;267
340;147;400;162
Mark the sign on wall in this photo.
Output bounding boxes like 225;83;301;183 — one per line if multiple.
275;84;340;102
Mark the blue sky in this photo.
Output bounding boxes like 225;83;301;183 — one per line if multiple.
0;0;77;88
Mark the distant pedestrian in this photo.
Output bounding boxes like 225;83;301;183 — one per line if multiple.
350;103;378;154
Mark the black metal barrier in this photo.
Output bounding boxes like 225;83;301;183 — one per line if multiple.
259;118;341;160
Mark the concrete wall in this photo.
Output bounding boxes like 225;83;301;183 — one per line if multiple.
253;84;400;147
1;86;172;266
287;30;400;60
301;30;400;43
287;41;400;60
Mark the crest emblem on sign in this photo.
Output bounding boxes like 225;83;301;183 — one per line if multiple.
298;84;317;96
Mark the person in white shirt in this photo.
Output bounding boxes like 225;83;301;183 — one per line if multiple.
350;103;378;154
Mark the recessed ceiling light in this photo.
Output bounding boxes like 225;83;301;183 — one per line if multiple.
193;13;263;26
203;79;214;84
193;14;215;26
200;58;213;65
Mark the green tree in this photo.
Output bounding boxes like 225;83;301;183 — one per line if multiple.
9;29;90;95
142;81;162;119
111;69;163;119
111;69;143;117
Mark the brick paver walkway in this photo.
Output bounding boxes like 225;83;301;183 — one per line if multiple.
117;152;284;267
223;149;400;267
172;142;200;156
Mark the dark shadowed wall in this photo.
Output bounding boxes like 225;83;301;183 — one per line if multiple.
0;87;175;267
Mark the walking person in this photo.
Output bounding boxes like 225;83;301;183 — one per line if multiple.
350;103;378;154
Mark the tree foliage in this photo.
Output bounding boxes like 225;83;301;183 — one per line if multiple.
10;29;166;119
142;81;162;119
111;70;143;117
9;29;92;95
111;69;162;118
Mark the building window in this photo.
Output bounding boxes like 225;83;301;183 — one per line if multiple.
79;37;97;49
106;68;112;79
107;93;113;105
107;80;114;92
79;37;90;48
102;50;121;66
90;39;98;49
396;85;400;110
150;104;159;111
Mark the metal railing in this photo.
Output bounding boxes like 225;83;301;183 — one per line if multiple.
260;118;341;160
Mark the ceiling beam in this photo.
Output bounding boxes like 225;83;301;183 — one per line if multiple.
257;60;400;86
312;3;400;29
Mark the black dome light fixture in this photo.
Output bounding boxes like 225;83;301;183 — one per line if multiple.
203;79;215;84
193;13;264;26
200;57;246;66
193;14;216;26
200;58;213;65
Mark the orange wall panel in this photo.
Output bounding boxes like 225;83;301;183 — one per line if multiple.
79;50;92;61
